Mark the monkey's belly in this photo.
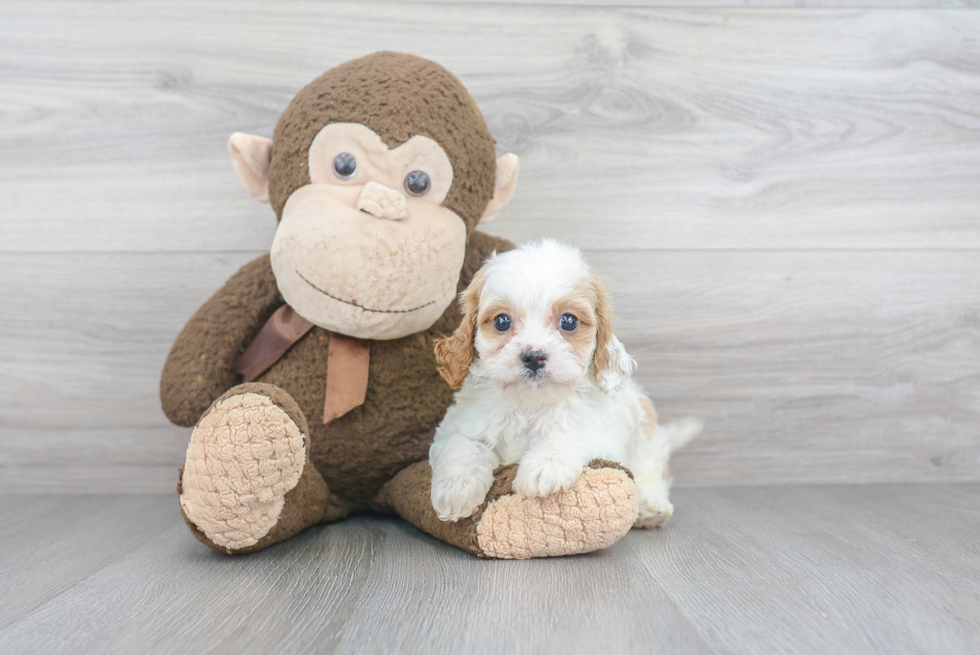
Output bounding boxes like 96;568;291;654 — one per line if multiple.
254;325;455;506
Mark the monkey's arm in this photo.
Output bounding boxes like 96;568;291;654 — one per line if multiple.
160;254;282;427
458;231;515;288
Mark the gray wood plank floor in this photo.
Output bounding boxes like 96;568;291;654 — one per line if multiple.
1;485;977;654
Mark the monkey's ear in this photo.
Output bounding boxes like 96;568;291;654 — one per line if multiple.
479;154;519;224
228;133;273;203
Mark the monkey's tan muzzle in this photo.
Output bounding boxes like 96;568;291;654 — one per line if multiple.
357;181;408;220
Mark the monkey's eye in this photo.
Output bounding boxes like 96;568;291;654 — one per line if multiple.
333;153;357;179
493;314;512;332
559;314;578;332
404;170;431;196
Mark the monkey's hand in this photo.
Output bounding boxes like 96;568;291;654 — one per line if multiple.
160;254;282;427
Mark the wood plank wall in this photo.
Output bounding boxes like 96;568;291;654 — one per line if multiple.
1;1;978;492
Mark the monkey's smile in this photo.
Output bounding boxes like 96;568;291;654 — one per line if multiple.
296;271;436;314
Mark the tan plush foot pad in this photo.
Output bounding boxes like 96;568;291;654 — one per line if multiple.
476;467;639;559
179;392;306;551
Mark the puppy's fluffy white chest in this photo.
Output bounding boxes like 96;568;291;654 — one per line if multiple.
442;367;643;469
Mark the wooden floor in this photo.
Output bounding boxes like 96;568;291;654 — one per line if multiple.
1;484;977;654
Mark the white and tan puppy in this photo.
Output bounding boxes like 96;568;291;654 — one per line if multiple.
429;240;701;528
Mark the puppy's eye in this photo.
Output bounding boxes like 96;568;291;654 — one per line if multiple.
404;170;431;196
559;314;578;332
493;314;512;332
334;153;357;179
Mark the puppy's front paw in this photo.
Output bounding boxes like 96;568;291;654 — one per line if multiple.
431;471;490;522
635;495;674;529
513;457;582;497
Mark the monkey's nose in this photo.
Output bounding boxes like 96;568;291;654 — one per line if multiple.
357;181;408;220
521;349;548;373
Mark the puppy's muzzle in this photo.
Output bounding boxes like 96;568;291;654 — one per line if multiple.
521;349;548;374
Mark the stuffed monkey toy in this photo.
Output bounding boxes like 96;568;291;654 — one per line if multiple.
161;52;638;558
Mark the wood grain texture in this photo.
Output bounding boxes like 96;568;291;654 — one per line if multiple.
0;495;178;628
631;484;980;654
1;1;978;492
1;485;977;654
1;3;979;252
1;249;977;492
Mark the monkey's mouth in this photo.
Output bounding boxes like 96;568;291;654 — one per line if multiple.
296;271;436;314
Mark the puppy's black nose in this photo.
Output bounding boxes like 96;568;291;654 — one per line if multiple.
521;349;548;373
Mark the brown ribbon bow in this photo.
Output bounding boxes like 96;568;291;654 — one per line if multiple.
234;305;370;424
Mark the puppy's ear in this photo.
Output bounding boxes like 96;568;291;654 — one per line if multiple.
591;272;637;393
435;270;485;390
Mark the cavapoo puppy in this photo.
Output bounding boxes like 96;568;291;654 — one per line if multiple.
429;239;701;528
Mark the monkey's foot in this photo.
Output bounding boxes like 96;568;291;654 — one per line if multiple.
476;460;638;559
379;459;638;560
178;383;334;554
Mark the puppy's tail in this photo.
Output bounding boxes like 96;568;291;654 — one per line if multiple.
660;417;703;453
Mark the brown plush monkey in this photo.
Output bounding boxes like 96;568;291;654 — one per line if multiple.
161;52;638;558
